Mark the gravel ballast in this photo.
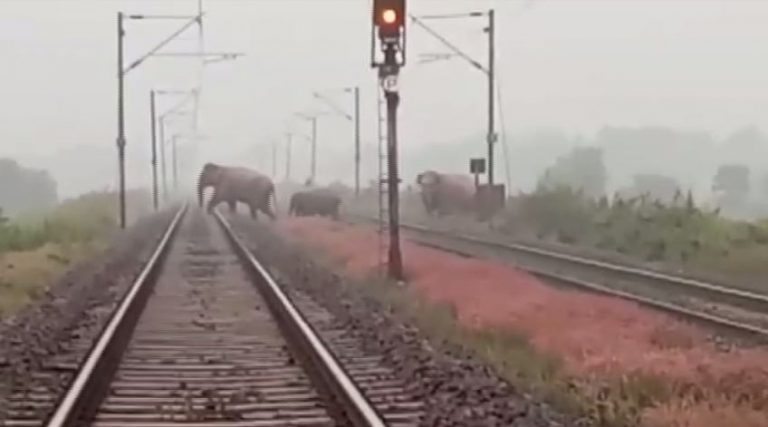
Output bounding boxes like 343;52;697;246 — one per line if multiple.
230;215;586;427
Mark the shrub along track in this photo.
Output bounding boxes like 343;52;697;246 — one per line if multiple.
229;214;576;427
0;207;179;424
346;213;768;344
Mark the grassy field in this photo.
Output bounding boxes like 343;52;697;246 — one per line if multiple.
0;190;150;317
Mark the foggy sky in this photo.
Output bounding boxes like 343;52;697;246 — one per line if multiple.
2;0;768;197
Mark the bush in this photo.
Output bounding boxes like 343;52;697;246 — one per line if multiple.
501;186;768;279
0;190;132;254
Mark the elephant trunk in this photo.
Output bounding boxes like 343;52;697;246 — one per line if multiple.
197;174;208;208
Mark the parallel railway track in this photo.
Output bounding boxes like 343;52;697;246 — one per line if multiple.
349;214;768;341
4;206;423;426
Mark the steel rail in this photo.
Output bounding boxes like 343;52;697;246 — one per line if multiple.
349;214;768;340
45;204;188;427
417;235;768;339
214;211;387;427
385;218;768;306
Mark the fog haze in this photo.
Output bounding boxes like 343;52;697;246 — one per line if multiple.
2;0;768;199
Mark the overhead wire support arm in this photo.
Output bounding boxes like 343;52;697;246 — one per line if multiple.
409;14;487;74
160;90;197;118
418;12;486;20
155;89;196;96
152;52;244;58
418;52;458;64
312;92;353;121
123;13;204;75
127;14;200;20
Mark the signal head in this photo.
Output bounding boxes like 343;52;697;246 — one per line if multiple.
373;0;405;40
382;9;397;25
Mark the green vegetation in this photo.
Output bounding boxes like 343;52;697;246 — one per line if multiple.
338;271;667;427
0;191;130;317
502;185;768;284
0;191;118;253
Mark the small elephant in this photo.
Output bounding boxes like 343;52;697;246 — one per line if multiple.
197;163;277;220
289;190;341;220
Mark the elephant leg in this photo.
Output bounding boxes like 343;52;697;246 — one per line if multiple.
249;204;259;220
228;200;237;213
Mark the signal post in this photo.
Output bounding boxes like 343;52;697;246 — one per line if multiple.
371;0;406;281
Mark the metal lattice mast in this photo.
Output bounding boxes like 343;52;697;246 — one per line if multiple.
376;81;388;276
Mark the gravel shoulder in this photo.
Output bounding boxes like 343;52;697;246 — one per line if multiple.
230;214;584;427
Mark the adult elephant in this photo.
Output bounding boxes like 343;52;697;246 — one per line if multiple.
416;170;475;217
197;163;277;220
289;189;341;220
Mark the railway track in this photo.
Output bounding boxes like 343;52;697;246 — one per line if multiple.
4;206;424;426
348;214;768;341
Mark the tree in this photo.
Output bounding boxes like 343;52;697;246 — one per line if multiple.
620;174;680;204
0;158;58;216
763;173;768;199
538;146;607;199
712;164;750;205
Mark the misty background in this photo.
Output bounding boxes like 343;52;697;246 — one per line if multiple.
2;0;768;217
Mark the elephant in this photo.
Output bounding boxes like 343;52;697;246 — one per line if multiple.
197;163;277;220
289;189;342;220
416;170;476;217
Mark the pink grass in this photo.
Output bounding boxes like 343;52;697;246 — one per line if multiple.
277;217;768;426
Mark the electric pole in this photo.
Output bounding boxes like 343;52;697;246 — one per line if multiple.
354;86;361;196
310;117;317;185
372;0;406;281
117;12;126;228
312;88;362;195
285;133;292;182
295;112;324;185
159;116;167;200
383;56;402;281
487;9;495;185
150;90;158;211
410;10;505;219
411;10;497;186
113;10;241;227
272;140;278;178
172;135;179;192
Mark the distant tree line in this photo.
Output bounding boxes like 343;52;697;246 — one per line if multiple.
531;141;768;218
0;158;57;216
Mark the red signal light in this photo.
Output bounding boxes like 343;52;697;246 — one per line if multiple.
382;9;397;25
373;0;405;41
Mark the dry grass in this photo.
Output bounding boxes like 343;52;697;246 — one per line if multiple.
277;217;768;427
0;241;103;316
0;189;142;317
